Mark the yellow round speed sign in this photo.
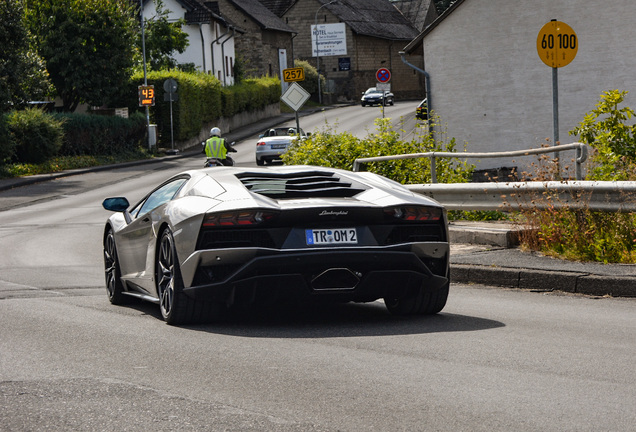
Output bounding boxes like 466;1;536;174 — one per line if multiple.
537;21;578;68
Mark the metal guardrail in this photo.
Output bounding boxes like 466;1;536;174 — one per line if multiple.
406;181;636;213
353;143;589;182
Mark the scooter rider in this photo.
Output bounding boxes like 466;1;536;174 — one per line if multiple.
205;127;236;165
204;127;236;166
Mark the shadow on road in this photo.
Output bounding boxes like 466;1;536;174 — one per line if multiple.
176;301;506;338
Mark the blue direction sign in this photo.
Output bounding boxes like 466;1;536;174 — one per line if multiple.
376;68;391;83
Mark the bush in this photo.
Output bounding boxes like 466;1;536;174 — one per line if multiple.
281;116;474;184
294;59;323;101
8;108;64;163
569;89;636;180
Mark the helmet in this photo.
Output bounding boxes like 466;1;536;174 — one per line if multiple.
210;127;221;137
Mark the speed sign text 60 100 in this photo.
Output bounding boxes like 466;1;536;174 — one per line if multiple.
537;20;578;68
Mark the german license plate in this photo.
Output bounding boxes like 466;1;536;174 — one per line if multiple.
305;228;357;245
271;144;286;149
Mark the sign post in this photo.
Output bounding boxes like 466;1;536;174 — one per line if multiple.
537;20;578;175
376;68;391;117
163;79;179;155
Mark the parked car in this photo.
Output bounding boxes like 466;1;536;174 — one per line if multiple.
416;98;428;120
361;87;394;106
102;166;450;324
255;127;309;166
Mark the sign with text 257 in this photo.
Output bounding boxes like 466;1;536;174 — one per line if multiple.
283;67;305;82
138;85;155;107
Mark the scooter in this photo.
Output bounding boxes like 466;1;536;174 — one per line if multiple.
202;141;236;167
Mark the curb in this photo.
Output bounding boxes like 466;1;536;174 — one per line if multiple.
451;264;636;297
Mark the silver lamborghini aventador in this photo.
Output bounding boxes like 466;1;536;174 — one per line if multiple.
102;166;450;324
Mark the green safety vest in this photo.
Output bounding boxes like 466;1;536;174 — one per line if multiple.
205;136;227;159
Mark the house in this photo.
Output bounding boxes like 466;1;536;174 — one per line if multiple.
141;0;239;85
390;0;438;32
402;0;636;175
277;0;430;102
212;0;297;85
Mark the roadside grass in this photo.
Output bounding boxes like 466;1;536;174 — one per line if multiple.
507;143;636;264
515;202;636;264
0;149;154;179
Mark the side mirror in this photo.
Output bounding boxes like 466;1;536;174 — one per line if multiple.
258;134;265;138
306;132;312;137
102;197;130;212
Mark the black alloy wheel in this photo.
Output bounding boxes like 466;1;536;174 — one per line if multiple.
156;228;220;324
157;228;182;323
104;230;126;304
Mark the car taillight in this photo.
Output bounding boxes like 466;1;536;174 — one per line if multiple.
202;210;278;227
256;140;266;146
384;206;442;222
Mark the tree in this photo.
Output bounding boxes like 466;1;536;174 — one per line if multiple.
25;0;137;112
0;0;51;112
142;0;189;71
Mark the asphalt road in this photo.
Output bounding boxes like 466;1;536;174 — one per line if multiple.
0;105;635;431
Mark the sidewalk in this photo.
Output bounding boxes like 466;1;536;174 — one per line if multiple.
1;110;634;298
448;221;636;297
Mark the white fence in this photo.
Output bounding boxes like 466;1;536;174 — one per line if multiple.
353;143;589;182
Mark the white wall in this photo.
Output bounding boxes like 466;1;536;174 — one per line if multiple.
422;0;636;172
142;0;235;85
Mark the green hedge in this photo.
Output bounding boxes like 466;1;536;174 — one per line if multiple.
0;72;282;165
0;109;148;165
126;72;280;144
54;111;146;156
0;114;14;164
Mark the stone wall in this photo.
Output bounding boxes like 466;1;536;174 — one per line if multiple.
177;103;281;151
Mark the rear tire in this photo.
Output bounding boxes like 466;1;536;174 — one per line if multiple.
256;158;265;166
384;282;449;316
104;229;127;305
156;228;220;325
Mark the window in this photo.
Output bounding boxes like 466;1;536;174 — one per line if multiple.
136;178;188;217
